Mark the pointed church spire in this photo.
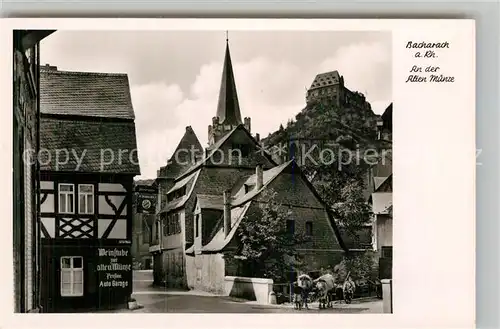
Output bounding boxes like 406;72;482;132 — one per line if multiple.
215;34;243;126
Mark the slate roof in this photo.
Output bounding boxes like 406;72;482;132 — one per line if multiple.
162;126;204;179
159;170;200;213
216;41;243;125
232;160;293;206
196;194;225;210
381;103;393;131
135;179;155;186
40;117;140;174
189;159;348;253
177;125;277;180
375;174;392;193
309;70;341;90
374;177;387;191
40;68;135;119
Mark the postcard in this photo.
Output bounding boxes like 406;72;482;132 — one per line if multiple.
0;18;475;329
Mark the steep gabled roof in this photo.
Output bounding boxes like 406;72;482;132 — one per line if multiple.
231;160;293;207
309;70;341;90
375;174;392;193
374;177;387;191
216;40;243;125
381;103;393;131
40;68;135;119
164;126;204;179
40;117;140;174
194;159;347;253
176;124;277;180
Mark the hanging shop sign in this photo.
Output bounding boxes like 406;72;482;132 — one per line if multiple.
136;185;157;214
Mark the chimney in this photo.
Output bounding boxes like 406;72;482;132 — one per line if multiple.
223;190;231;237
256;163;264;190
255;133;260;142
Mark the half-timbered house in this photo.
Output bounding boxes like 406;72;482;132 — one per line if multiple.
38;66;140;312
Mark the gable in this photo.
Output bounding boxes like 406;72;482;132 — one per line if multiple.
257;171;323;209
376;175;392;193
206;127;275;168
178;125;276;180
166;126;204;179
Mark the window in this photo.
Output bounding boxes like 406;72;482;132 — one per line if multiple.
195;214;200;238
244;184;254;194
142;218;150;242
60;256;83;297
155;219;161;242
305;221;313;236
78;184;94;214
165;213;181;236
381;246;393;259
59;184;75;214
167;186;186;202
286;220;295;235
162;214;168;237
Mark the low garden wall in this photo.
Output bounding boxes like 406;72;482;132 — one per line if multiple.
224;276;274;304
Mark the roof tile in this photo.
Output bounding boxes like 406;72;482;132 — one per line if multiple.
40;69;135;119
40;117;140;174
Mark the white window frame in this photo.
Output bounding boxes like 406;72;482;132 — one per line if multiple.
78;184;94;214
58;183;75;214
60;256;84;297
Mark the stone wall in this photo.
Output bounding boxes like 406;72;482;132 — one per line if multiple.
161;248;188;288
224;276;273;304
186;253;225;294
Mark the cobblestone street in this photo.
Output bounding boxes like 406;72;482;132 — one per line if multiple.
125;270;382;313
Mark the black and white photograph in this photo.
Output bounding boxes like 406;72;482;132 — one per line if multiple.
12;28;393;314
5;19;475;328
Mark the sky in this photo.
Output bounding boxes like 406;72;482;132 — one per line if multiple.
40;30;392;179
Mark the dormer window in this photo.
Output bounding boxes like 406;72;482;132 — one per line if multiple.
167;186;187;202
244;184;255;194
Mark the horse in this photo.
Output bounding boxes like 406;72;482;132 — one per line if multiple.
315;280;331;309
314;273;336;309
297;274;313;310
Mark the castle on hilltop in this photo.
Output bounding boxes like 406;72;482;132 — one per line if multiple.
306;70;372;111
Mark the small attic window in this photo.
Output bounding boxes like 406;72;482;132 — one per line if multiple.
167;186;187;202
244;184;255;194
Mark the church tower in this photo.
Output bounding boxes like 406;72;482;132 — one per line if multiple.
208;34;251;146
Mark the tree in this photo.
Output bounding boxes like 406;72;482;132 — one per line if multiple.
225;189;311;283
332;252;377;281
